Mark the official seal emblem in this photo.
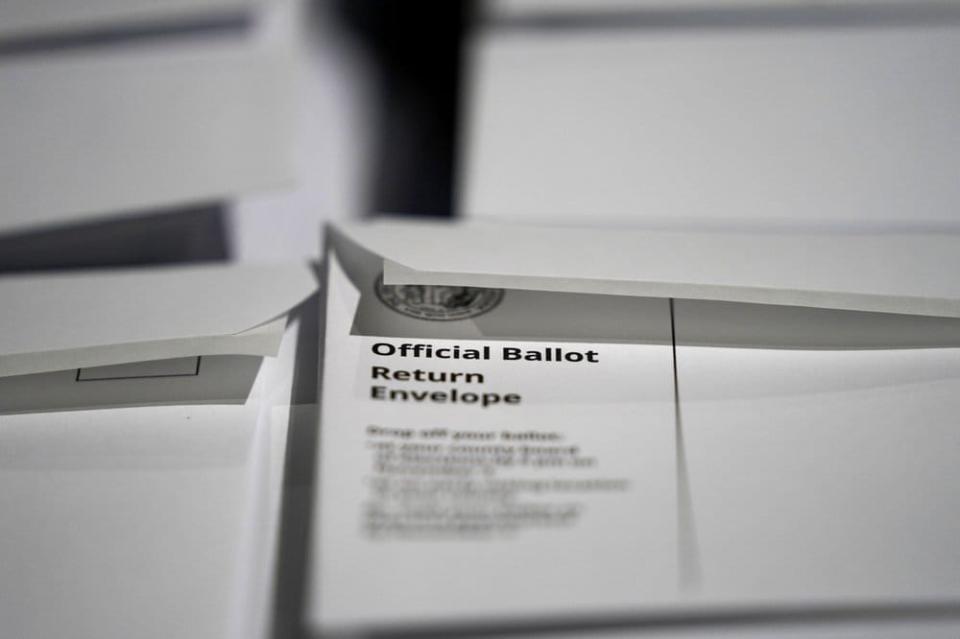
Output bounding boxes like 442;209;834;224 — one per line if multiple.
375;273;504;321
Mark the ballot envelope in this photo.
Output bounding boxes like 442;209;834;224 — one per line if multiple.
0;263;316;639
309;219;960;636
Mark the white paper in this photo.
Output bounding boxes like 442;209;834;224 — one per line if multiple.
338;220;960;318
0;263;317;377
673;299;960;605
309;247;679;633
462;19;960;225
0;319;300;639
0;41;293;232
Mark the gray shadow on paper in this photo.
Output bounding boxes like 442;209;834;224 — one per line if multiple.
0;355;263;414
676;300;960;351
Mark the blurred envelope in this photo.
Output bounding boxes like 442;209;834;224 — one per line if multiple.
0;9;293;232
338;219;960;318
0;263;317;377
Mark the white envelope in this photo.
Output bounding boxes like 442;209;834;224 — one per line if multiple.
315;220;960;634
0;311;304;639
0;262;317;378
311;225;681;635
0;21;294;232
463;10;960;226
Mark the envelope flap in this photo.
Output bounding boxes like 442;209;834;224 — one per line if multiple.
0;262;317;358
339;220;960;318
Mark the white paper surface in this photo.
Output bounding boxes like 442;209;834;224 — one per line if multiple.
673;300;960;605
0;41;293;232
0;407;256;639
0;263;317;376
462;20;960;224
310;249;679;633
0;319;300;639
338;220;960;318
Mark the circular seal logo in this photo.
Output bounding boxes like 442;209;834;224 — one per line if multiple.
374;273;504;321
